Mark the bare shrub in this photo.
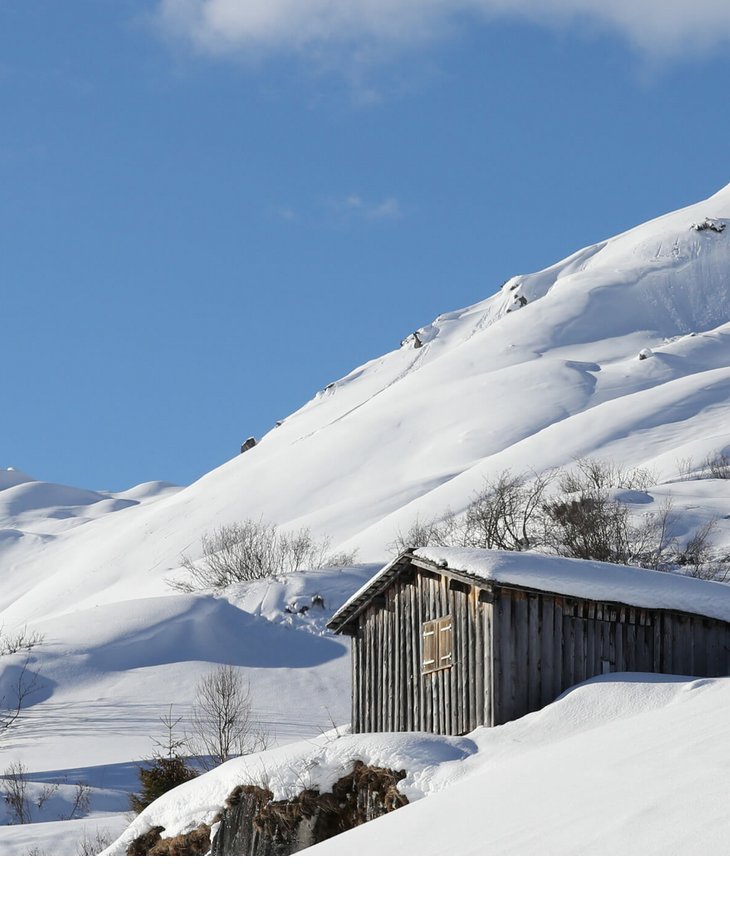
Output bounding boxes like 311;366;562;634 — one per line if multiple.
60;782;91;821
462;470;554;551
186;665;268;771
77;827;112;856
0;626;43;657
167;519;357;592
387;511;458;555
557;458;655;494
3;761;30;825
0;628;44;741
637;501;679;571
542;459;667;565
36;782;59;811
675;520;730;582
390;458;730;583
704;451;730;480
675;456;695;482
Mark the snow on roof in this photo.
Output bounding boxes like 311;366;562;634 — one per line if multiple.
414;547;730;624
329;547;730;632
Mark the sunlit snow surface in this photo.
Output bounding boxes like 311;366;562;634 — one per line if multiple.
105;674;730;856
4;185;730;854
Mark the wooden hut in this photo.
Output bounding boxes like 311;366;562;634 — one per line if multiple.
327;548;730;735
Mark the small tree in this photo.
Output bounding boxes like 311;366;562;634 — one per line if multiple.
129;706;197;815
186;665;267;771
3;761;30;825
0;626;44;741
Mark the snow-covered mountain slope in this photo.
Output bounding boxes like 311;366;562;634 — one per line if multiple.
4;185;730;622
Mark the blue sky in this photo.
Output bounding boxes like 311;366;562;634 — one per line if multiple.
3;1;730;490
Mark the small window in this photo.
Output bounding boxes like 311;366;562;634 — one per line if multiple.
422;615;453;674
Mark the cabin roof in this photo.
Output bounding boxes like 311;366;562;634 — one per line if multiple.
327;547;730;633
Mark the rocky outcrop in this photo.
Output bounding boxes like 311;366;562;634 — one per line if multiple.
211;761;408;856
125;760;408;857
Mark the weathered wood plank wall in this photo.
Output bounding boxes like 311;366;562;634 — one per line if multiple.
491;588;730;726
352;568;493;734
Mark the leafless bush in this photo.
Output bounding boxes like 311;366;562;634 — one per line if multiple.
167;519;357;592
36;782;59;810
77;827;112;856
0;628;44;740
186;665;268;771
391;459;730;583
543;460;673;566
0;626;43;657
462;470;554;551
3;761;30;825
557;458;655;494
675;456;696;482
387;511;459;555
60;782;91;820
674;520;730;582
704;451;730;480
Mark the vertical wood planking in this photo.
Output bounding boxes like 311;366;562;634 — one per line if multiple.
572;602;585;686
561;606;574;695
390;580;398;731
551;599;562;701
494;592;510;725
539;596;554;709
527;594;541;715
484;601;493;726
350;635;360;734
458;593;467;734
474;595;484;730
513;590;528;719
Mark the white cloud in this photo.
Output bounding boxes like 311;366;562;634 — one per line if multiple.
155;0;730;59
275;206;297;221
329;194;403;220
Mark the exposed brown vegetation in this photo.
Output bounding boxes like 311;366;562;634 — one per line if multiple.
126;824;211;857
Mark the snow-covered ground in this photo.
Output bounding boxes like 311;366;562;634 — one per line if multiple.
0;567;375;854
104;673;730;856
3;184;730;854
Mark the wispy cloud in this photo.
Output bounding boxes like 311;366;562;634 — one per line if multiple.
330;194;403;221
154;0;730;61
274;206;297;221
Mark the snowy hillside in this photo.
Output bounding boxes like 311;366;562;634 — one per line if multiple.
3;183;730;854
4;186;730;621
